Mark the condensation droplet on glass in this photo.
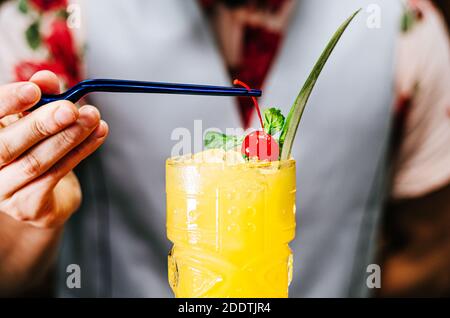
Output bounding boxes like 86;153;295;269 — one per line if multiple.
246;222;257;232
227;206;239;216
246;206;257;217
227;223;240;232
226;190;237;200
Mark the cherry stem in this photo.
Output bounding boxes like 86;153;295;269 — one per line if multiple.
233;79;264;129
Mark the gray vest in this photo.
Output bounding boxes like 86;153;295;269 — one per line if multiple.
57;0;402;297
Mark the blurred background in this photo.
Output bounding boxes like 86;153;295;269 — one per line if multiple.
377;0;450;297
0;0;449;298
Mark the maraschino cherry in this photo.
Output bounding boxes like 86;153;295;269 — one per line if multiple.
234;80;280;161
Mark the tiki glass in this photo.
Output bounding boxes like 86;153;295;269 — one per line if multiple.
166;159;296;297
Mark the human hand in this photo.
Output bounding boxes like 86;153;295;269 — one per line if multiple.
0;71;108;228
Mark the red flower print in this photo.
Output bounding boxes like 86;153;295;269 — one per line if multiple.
392;93;413;149
264;0;286;12
30;0;68;12
233;26;282;127
44;19;81;86
199;0;289;126
14;60;66;82
408;0;425;20
14;1;82;90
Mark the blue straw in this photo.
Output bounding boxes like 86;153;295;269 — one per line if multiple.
32;79;262;110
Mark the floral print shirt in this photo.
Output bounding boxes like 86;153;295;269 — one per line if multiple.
0;0;449;199
0;0;82;87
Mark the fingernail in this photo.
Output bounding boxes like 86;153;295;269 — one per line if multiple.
18;83;39;104
94;120;108;138
54;105;77;126
78;106;100;128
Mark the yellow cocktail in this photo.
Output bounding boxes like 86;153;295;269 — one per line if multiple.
166;150;296;298
165;9;360;298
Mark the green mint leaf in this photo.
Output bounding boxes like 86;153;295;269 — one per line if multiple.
204;131;243;151
18;0;28;14
25;21;41;50
263;108;285;136
280;9;361;160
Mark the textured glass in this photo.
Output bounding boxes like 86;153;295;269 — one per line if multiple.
166;159;296;298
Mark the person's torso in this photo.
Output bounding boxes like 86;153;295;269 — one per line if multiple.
57;0;401;297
